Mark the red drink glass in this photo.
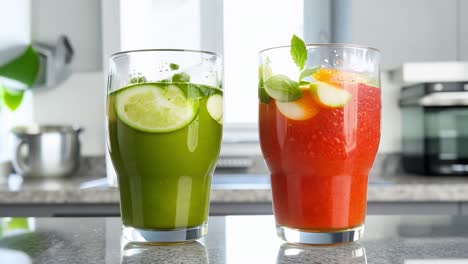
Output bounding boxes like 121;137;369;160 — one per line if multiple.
259;44;380;244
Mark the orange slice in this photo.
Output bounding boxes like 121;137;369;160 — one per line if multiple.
313;68;375;87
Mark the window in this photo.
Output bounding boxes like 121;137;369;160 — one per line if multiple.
119;0;304;124
223;0;303;123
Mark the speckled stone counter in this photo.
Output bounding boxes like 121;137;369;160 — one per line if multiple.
2;152;468;205
2;153;468;216
2;172;468;204
0;215;467;263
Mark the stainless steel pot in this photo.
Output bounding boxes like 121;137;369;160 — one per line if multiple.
11;125;82;178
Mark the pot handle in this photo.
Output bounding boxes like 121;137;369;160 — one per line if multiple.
14;140;30;173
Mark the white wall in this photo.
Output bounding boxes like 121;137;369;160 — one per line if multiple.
32;72;105;155
352;0;458;70
29;0;105;155
379;72;401;153
0;0;31;64
31;0;103;71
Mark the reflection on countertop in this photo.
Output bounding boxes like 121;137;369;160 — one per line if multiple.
1;215;468;263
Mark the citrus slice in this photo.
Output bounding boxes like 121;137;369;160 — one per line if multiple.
312;68;378;87
115;83;198;132
311;81;352;108
275;88;319;120
206;94;223;124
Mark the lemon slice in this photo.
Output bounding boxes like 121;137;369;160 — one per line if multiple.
115;83;198;133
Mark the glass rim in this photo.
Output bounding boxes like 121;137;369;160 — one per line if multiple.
259;43;380;54
110;48;221;60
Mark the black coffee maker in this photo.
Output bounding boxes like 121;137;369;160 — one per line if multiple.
400;82;468;175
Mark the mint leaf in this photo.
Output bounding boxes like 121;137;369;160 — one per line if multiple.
299;66;320;81
3;87;24;111
258;63;273;86
258;62;273;103
172;72;190;82
129;75;147;84
258;86;270;104
290;35;307;70
264;74;302;102
0;85;4;109
169;63;179;70
192;84;223;97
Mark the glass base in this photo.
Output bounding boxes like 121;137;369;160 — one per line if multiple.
122;222;207;244
276;224;364;245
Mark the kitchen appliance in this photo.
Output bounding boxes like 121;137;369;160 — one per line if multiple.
400;82;468;175
11;125;82;178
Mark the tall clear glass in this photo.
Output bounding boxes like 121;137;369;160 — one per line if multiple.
106;49;223;243
259;44;381;244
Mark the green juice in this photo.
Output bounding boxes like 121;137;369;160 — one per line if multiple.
107;82;222;230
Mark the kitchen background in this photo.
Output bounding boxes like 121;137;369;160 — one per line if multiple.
4;0;468;156
1;0;468;216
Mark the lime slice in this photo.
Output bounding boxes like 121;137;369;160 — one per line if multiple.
206;94;223;124
115;84;198;132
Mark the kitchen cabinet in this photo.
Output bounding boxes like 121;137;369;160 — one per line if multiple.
352;0;458;70
461;203;468;215
460;0;468;60
367;202;460;215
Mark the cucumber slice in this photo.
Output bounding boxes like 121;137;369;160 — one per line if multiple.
311;81;352;108
206;94;223;124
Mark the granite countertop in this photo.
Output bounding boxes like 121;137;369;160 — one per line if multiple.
2;154;468;204
2;172;468;204
0;215;468;263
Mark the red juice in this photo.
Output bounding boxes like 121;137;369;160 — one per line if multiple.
259;81;380;231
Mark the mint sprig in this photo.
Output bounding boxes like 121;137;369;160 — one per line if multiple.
258;35;321;103
290;35;307;70
169;63;179;70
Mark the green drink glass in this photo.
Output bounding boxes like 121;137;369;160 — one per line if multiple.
106;49;223;243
